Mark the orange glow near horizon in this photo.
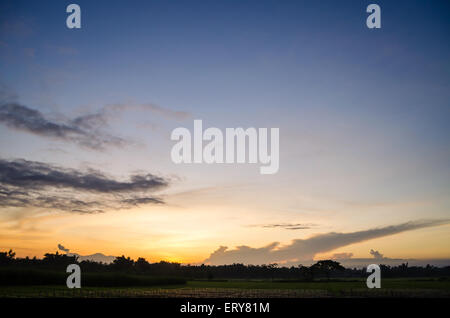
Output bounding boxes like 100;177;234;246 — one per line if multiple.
2;204;449;265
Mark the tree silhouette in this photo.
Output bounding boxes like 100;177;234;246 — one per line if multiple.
0;249;15;265
42;251;78;269
112;255;134;271
1;249;449;281
310;260;345;280
135;257;151;272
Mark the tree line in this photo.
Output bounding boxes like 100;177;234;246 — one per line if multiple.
1;249;449;280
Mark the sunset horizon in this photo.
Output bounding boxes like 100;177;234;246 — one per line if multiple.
1;0;449;272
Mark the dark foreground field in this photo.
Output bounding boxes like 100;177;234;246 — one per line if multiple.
1;278;449;298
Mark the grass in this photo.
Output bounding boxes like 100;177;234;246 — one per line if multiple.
188;278;450;291
0;278;449;298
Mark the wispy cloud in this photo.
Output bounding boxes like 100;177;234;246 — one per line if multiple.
327;250;450;268
0;100;190;149
370;249;384;259
331;252;354;260
0;103;126;150
57;243;69;253
0;158;169;213
98;102;191;121
203;219;450;265
257;223;317;230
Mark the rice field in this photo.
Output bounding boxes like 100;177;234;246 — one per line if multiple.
1;278;449;298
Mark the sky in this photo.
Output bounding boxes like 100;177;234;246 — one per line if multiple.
0;0;449;266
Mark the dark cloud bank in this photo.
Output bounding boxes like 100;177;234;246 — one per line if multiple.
0;158;169;213
204;219;450;266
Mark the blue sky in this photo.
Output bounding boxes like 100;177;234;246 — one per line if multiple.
0;0;449;264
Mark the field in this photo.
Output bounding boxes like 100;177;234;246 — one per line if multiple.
1;278;449;298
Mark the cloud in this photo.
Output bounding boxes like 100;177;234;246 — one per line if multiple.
328;250;450;268
0;103;126;150
0;158;168;192
0;158;169;213
257;223;317;230
121;197;164;206
101;103;190;121
370;249;384;259
203;219;450;265
141;103;190;120
58;244;69;253
331;252;354;260
0;100;190;149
